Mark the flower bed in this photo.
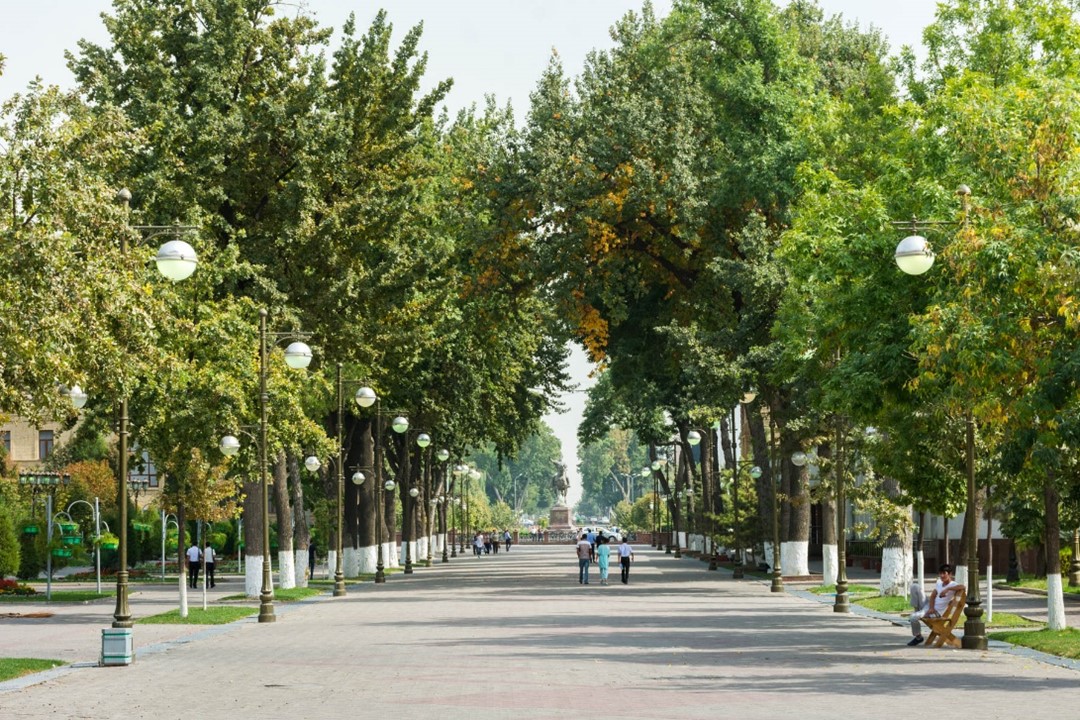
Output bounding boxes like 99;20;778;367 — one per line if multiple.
0;579;37;596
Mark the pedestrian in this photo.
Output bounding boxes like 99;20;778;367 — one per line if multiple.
503;529;512;552
491;530;499;554
474;532;484;556
203;539;216;588
484;533;492;555
308;542;317;580
586;527;597;561
597;535;611;585
618;537;634;585
186;541;201;589
908;563;965;646
576;532;593;584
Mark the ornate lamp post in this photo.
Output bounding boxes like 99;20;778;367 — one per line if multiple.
729;390;757;579
687;430;701;554
96;190;197;659
893;185;985;649
220;312;312;623
437;449;451;562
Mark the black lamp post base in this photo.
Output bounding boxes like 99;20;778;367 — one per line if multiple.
771;573;784;592
258;601;276;623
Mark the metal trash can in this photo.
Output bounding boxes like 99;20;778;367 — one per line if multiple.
101;628;134;666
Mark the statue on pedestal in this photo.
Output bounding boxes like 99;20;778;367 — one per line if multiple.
551;461;571;507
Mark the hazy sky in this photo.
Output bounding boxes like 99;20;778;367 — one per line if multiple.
0;1;943;506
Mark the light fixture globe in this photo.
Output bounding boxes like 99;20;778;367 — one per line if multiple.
68;384;88;410
355;386;376;408
651;460;661;471
742;389;758;404
409;487;419;498
640;467;652;477
685;488;694;497
219;435;241;456
687;430;702;446
383;479;396;491
155;239;198;282
750;465;763;479
437;448;450;462
284;341;313;369
416;432;431;448
304;455;321;472
791;451;808;467
351;471;366;486
895;234;936;275
391;416;409;434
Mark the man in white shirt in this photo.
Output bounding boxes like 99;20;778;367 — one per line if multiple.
203;540;217;588
186;542;201;588
618;538;634;585
908;563;965;646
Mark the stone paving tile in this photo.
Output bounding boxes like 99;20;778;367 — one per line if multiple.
2;546;1078;719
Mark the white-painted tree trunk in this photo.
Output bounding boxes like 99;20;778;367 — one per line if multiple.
357;545;378;574
954;564;968;588
245;554;265;598
418;537;429;562
880;546;911;596
293;549;308;587
343;547;361;577
762;541;776;571
278;550;296;589
327;550;338;581
703;536;712;555
916;549;925;589
1047;573;1067;630
179;572;188;618
821;543;838;586
677;531;686;550
781;540;809;576
387;541;399;568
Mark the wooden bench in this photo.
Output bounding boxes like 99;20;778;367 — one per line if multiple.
924;590;967;648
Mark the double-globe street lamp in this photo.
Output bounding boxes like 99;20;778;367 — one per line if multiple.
728;389;757;580
105;189;197;649
436;449;451;562
893;185;986;650
219;310;312;623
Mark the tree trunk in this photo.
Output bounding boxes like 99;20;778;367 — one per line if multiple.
781;409;809;576
1044;475;1066;630
273;451;295;588
289;453;309;587
879;475;913;596
818;442;837;585
242;472;263;598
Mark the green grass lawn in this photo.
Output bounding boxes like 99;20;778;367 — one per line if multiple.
1003;578;1080;595
219;586;323;602
989;627;1080;659
986;611;1042;629
0;658;66;682
137;607;258;625
0;590;115;603
856;595;910;613
809;584;878;595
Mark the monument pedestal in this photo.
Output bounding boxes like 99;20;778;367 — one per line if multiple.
548;505;572;530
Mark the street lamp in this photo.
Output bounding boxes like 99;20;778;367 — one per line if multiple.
220;310;312;623
102;189;197;653
687;430;701;553
893;185;985;649
436;448;450;563
330;365;378;598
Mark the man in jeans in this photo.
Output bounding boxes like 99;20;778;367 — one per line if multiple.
618;537;634;584
576;533;593;584
908;563;965;646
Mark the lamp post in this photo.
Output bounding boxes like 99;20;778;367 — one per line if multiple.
331;367;377;597
687;430;701;554
437;449;451;562
376;476;397;583
648;463;660;548
893;185;985;649
108;189;197;639
220;311;312;622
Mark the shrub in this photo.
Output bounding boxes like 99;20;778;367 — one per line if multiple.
17;533;42;580
0;578;36;596
0;507;19;577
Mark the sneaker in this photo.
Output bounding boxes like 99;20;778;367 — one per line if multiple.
907;636;924;646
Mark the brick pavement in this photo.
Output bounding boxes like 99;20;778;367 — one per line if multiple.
2;545;1079;719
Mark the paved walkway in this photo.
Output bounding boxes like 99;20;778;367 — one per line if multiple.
2;546;1079;719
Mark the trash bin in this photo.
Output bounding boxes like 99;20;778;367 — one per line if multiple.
101;628;134;666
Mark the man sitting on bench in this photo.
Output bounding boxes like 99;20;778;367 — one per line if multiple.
908;563;965;646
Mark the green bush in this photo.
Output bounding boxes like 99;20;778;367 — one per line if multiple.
17;532;42;580
0;507;20;577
